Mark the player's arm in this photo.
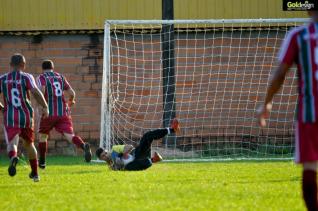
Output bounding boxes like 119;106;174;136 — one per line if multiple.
0;101;4;112
31;87;49;117
0;93;3;112
257;28;297;127
112;157;125;170
38;86;45;95
104;153;113;166
34;77;47;120
123;145;134;158
62;76;75;107
27;74;48;117
65;87;75;107
264;63;290;106
0;81;3;112
257;63;290;127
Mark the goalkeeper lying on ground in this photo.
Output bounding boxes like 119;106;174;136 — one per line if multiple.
96;118;180;171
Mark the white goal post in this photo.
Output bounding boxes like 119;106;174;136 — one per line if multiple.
101;19;309;161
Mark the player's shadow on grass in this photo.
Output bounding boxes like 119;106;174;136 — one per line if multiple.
43;156;95;166
39;169;104;175
69;170;102;174
0;155;90;165
232;177;300;184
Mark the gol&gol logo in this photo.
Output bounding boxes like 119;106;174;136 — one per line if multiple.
286;1;315;10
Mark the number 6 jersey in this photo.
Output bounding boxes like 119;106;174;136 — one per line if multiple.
36;71;71;117
0;70;37;128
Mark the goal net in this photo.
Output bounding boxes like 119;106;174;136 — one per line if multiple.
101;19;308;161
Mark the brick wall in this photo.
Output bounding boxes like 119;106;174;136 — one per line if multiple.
0;34;104;154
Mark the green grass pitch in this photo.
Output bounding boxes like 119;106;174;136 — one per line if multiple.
0;156;305;210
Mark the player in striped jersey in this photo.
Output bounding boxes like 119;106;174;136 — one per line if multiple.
0;53;49;182
257;11;318;211
36;60;92;168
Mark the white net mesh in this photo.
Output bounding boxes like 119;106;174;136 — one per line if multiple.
101;19;308;161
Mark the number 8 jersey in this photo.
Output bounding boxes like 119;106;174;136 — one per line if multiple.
0;70;37;128
36;71;71;117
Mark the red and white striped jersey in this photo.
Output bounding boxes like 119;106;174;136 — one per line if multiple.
279;22;318;123
37;71;70;116
37;71;71;117
0;70;37;128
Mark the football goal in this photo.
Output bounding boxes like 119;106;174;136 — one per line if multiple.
101;19;308;161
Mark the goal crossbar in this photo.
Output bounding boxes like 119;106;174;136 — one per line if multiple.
105;18;309;25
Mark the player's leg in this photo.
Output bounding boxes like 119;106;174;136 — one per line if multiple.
21;128;39;182
38;133;48;169
296;122;318;210
302;162;318;211
63;133;83;148
151;151;163;163
124;158;152;171
6;132;20;177
133;129;167;160
63;133;92;162
55;116;92;162
134;118;180;160
4;127;22;176
38;116;55;169
22;139;39;182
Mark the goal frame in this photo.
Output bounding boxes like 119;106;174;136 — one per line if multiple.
101;18;309;159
